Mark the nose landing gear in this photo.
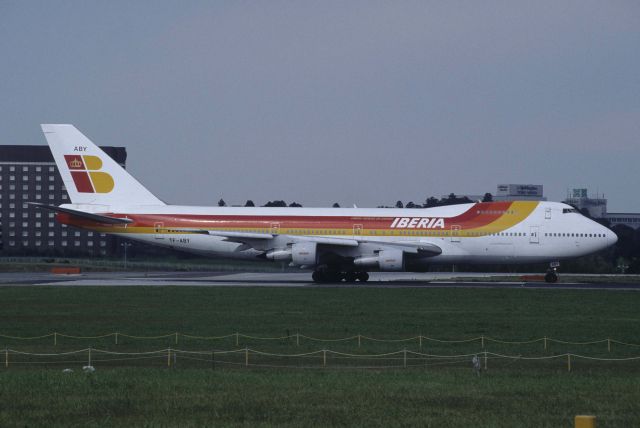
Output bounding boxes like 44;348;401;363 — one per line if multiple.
545;262;560;283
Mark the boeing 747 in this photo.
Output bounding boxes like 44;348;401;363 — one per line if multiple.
35;124;618;283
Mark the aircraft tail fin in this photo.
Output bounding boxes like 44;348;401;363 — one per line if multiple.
41;124;165;207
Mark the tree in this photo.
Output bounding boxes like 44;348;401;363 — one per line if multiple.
332;203;340;208
217;198;226;207
406;201;416;208
263;200;287;207
424;197;439;208
482;193;493;202
395;200;404;209
289;202;302;207
244;200;255;207
439;194;472;206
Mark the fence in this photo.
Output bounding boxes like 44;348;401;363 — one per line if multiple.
1;332;640;352
3;346;640;371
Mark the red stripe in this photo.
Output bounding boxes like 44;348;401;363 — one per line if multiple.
59;202;520;230
70;171;94;193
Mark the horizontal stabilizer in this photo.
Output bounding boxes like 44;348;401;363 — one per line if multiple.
29;203;133;225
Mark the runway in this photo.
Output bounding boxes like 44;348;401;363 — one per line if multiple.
0;271;639;290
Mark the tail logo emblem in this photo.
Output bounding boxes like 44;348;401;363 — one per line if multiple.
69;158;83;169
64;155;114;193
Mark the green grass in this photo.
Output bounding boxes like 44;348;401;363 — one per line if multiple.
0;286;639;427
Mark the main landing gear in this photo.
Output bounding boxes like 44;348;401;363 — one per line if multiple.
312;270;369;283
545;261;560;283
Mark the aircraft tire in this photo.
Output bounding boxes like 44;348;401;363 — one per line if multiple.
357;272;369;282
544;271;558;283
344;272;357;283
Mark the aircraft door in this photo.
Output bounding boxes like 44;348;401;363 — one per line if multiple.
154;222;164;240
270;222;280;235
451;225;461;243
529;226;539;244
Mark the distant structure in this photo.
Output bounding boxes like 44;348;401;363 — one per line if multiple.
564;188;640;230
0;145;126;256
564;188;607;218
494;184;546;201
606;213;640;230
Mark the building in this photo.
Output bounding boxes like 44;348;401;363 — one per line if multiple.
0;145;127;256
494;184;546;201
606;213;640;230
563;188;640;230
564;188;608;218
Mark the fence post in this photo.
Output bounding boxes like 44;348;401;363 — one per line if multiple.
358;334;361;348
235;332;239;347
175;332;178;345
419;335;422;351
481;335;484;348
115;332;118;345
4;348;7;368
54;332;57;346
323;350;326;368
567;354;571;372
167;348;171;367
245;347;249;367
88;347;92;367
296;332;299;346
607;338;611;352
484;351;487;370
544;336;547;350
403;349;407;368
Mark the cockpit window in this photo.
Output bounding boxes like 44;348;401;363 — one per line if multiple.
563;208;578;214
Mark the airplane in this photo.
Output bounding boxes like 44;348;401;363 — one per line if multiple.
34;124;618;284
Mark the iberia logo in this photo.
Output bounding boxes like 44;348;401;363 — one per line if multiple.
64;155;114;193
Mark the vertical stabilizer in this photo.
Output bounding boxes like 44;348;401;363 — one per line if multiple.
41;124;165;206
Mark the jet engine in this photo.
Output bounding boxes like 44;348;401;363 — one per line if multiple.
265;242;318;266
353;248;404;271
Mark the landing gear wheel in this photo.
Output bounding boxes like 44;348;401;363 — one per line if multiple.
544;271;558;283
327;272;343;283
312;271;323;283
357;272;369;282
344;272;357;283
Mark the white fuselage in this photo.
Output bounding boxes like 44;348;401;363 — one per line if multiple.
60;200;617;269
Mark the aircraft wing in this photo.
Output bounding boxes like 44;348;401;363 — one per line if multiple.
166;228;360;247
168;228;438;255
379;241;442;256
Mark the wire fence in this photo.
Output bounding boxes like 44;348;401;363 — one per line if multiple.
1;332;639;352
3;346;640;371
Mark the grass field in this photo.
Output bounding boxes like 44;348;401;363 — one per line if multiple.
0;285;639;427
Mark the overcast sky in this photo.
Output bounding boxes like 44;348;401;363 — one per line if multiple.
1;1;639;210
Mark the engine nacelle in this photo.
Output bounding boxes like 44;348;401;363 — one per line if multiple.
353;249;404;271
291;242;317;266
265;249;292;261
377;249;404;271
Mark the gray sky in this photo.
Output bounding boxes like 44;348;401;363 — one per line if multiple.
1;1;639;210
